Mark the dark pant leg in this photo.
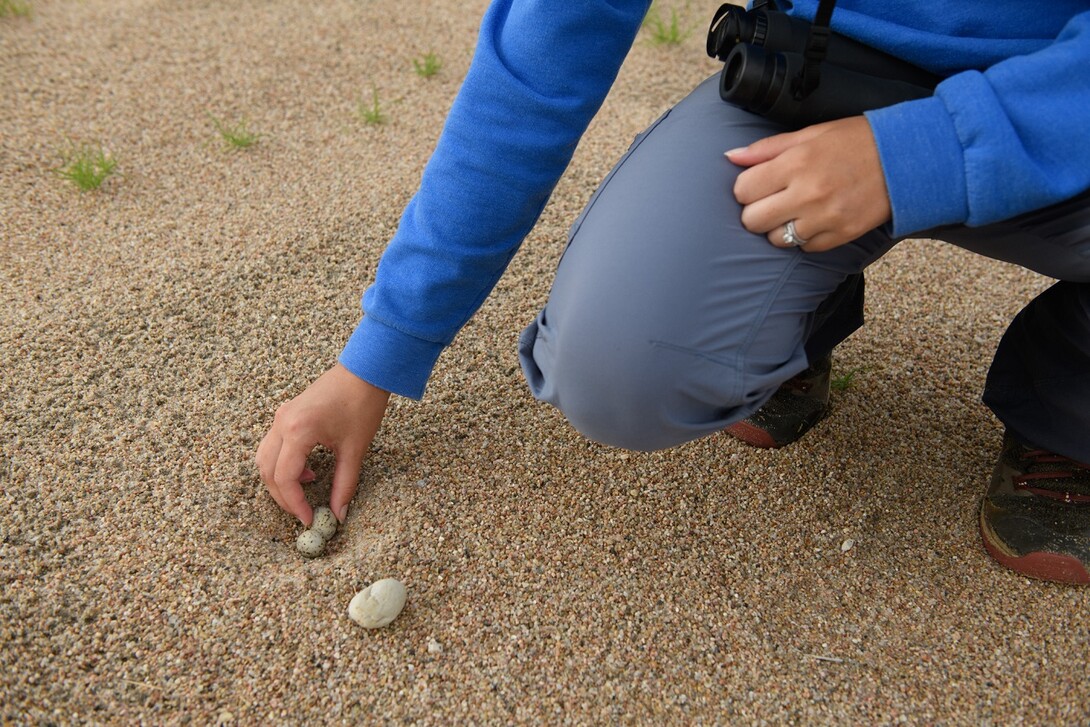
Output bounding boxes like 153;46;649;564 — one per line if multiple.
933;189;1090;462
805;272;864;361
982;282;1090;462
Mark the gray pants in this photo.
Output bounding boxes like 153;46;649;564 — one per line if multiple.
518;75;1090;461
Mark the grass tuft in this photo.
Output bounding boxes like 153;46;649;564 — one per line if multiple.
54;144;118;191
643;4;692;46
0;0;32;18
830;367;865;392
412;52;442;79
209;114;262;149
357;86;387;125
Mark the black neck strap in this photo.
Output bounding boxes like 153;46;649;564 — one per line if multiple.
794;0;837;99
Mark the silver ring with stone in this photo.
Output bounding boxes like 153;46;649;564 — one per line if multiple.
782;219;809;247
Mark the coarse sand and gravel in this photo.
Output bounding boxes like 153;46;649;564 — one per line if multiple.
2;0;1089;723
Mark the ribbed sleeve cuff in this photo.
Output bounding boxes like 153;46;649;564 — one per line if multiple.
865;96;969;237
338;316;445;400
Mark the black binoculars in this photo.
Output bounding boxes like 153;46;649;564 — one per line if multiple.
706;3;941;127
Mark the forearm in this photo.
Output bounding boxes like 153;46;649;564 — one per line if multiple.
865;10;1090;236
341;0;652;399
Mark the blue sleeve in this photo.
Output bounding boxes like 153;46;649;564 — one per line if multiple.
865;11;1090;237
339;0;651;399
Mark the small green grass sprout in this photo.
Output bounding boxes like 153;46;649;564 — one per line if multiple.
54;144;118;192
209;114;262;149
412;52;442;79
643;4;692;46
0;0;32;18
830;367;865;392
357;86;387;125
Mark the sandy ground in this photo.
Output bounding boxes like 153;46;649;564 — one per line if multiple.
2;0;1089;723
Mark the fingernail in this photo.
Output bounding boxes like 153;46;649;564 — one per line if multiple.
725;147;746;158
337;505;348;523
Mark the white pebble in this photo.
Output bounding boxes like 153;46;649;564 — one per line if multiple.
427;638;443;654
296;530;325;558
348;578;407;628
312;506;338;540
841;538;855;552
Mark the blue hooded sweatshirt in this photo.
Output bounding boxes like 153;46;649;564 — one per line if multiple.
340;0;1090;400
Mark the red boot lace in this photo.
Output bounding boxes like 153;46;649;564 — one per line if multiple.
1014;449;1090;504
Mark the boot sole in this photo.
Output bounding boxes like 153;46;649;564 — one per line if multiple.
724;407;829;449
979;508;1090;585
723;420;780;449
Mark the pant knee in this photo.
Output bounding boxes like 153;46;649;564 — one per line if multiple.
553;357;692;452
520;313;779;451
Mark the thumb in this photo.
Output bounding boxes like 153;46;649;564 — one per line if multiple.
329;448;364;523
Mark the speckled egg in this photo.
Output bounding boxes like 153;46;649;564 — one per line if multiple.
348;578;407;628
311;506;338;540
296;529;325;558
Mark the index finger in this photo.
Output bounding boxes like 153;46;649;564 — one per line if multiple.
273;440;315;526
256;431;292;511
727;121;835;166
725;130;798;167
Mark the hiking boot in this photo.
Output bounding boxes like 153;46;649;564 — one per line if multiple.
724;354;832;449
979;431;1090;584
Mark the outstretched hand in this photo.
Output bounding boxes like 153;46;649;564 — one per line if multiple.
727;116;892;252
256;364;390;526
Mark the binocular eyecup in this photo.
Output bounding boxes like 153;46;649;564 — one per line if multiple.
720;44;933;126
707;4;939;127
